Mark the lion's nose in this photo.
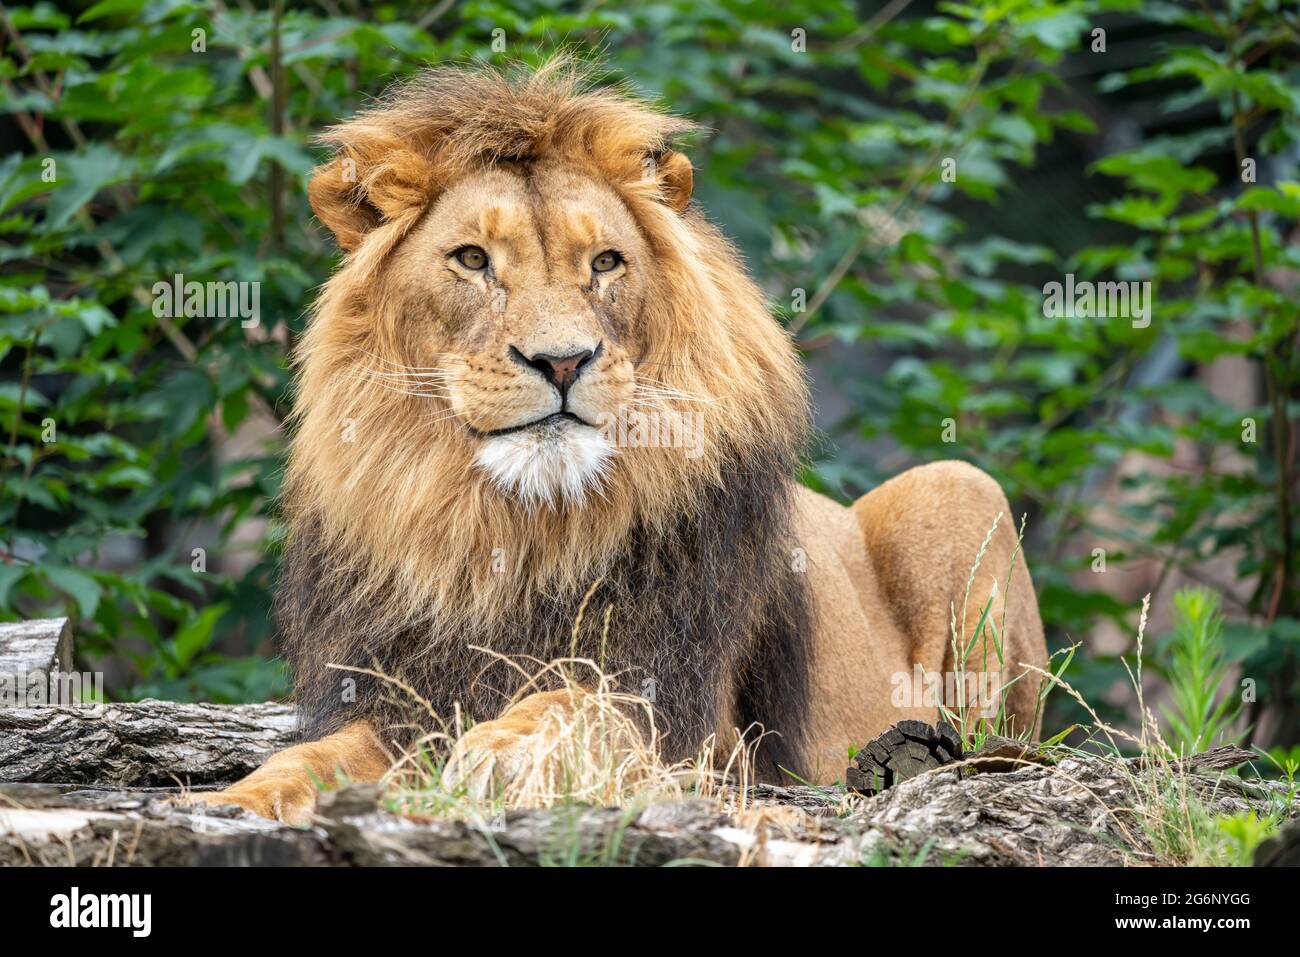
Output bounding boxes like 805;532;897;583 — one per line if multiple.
511;344;599;395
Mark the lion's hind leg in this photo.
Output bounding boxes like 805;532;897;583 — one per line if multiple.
851;460;1048;739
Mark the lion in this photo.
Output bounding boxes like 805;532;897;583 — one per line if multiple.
185;60;1047;825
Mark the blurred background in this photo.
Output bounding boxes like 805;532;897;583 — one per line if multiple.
1;0;1298;768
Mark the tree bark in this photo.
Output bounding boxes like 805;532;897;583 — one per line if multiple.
0;701;296;787
0;617;73;685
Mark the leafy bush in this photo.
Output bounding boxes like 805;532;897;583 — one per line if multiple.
0;0;1297;748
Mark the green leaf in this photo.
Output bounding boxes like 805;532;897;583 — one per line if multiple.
1237;184;1300;218
1091;151;1216;198
43;566;102;619
0;562;28;609
44;145;137;230
172;601;230;671
77;0;148;24
1019;9;1088;51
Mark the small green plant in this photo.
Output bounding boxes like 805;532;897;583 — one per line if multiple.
1147;793;1285;867
536;805;647;867
1262;744;1300;782
938;512;1072;750
1155;588;1242;755
1214;810;1278;867
858;836;941;867
1141;782;1285;867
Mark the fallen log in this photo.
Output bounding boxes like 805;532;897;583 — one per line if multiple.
0;618;1295;866
2;749;1294;867
0;783;748;867
0;617;297;787
0;617;73;689
0;700;297;787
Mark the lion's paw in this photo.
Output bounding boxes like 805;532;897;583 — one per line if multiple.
442;720;535;797
442;689;581;797
179;773;319;826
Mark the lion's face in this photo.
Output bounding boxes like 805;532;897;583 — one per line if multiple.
291;62;808;609
383;161;651;505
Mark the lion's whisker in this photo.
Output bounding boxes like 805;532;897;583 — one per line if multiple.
340;368;457;400
634;391;711;403
423;411;462;425
341;374;449;392
342;378;452;400
632;383;715;404
354;349;452;373
360;369;455;380
345;372;451;388
632;359;694;372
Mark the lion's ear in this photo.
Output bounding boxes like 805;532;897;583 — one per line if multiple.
308;139;436;252
653;150;693;213
307;158;381;252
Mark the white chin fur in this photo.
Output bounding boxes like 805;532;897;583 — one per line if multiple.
474;419;616;508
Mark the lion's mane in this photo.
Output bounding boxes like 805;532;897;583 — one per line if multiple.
280;60;813;778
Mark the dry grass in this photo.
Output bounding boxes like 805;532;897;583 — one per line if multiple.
374;580;767;826
377;654;766;826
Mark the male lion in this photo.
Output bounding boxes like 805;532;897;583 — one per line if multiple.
188;61;1046;824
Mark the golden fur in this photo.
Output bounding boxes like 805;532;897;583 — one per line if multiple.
292;60;803;623
186;60;1047;825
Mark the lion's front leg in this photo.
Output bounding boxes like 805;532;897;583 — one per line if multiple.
443;689;587;796
180;721;390;825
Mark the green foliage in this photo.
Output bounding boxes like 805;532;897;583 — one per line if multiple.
793;1;1300;741
1264;743;1300;780
0;0;1298;747
1213;809;1278;867
1153;587;1242;753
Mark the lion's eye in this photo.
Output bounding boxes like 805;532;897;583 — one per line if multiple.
592;250;622;273
454;246;488;270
